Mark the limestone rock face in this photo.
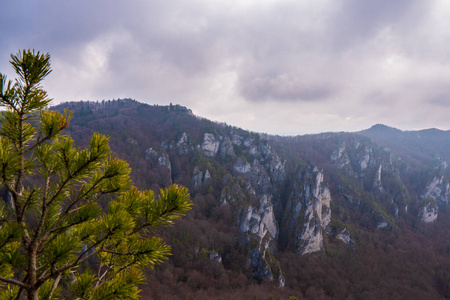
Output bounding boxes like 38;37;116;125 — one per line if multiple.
193;167;211;190
354;144;380;173
184;127;441;283
419;201;438;223
244;137;255;148
248;160;272;194
233;158;273;198
234;158;251;174
231;132;243;146
359;148;371;170
239;194;282;284
377;221;388;229
144;147;158;159
328;138;412;219
144;147;171;172
176;132;193;155
239;194;278;241
209;252;222;264
220;182;246;205
259;142;286;183
337;228;354;247
158;153;171;171
423;175;450;205
373;164;383;191
331;143;351;169
219;136;235;159
283;165;332;255
330;139;392;187
201;133;220;157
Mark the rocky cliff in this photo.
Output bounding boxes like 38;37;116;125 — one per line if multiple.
282;165;331;254
51;100;450;296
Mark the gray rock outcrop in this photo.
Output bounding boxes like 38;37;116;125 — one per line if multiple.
283;166;332;255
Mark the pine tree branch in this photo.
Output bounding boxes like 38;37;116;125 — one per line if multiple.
49;273;62;299
0;90;19;113
101;249;139;256
33;176;51;244
94;248;118;287
0;233;15;250
40;212;95;251
96;261;104;283
63;175;108;214
47;156;100;208
9;183;32;248
13;273;29;300
36;155;103;243
19;187;37;221
96;265;112;287
15;285;25;300
116;259;140;275
13;107;33;249
14;94;27;205
0;276;27;289
39;247;101;284
38;230;114;283
41;173;122;245
40;179;109;245
131;206;178;235
24;135;51;156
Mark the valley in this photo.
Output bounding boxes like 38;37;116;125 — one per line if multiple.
53;99;450;299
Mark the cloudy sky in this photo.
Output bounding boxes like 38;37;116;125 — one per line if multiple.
1;0;450;135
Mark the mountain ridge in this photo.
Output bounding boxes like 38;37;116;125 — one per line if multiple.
53;98;450;137
50;99;450;299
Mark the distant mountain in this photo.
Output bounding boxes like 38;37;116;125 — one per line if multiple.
52;99;450;300
360;124;450;164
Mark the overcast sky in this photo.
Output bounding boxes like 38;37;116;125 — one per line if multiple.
1;0;450;135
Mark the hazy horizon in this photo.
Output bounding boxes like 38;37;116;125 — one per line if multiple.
53;99;450;136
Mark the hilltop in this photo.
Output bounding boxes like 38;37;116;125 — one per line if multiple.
51;99;450;299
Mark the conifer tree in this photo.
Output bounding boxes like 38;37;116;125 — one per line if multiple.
0;50;192;299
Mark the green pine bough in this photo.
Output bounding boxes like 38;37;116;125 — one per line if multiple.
0;50;192;300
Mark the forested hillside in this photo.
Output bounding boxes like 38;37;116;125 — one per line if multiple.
52;99;450;300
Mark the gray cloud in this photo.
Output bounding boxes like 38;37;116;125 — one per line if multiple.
330;0;424;45
1;0;450;134
240;73;336;101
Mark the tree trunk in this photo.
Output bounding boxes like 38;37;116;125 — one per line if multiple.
28;289;39;300
27;242;38;300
